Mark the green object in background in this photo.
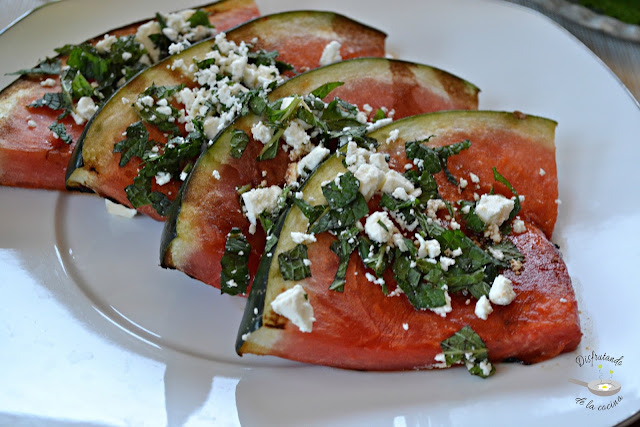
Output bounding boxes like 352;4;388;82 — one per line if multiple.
578;0;640;25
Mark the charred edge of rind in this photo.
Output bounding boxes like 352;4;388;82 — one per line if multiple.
229;10;387;39
235;206;291;355
159;171;187;267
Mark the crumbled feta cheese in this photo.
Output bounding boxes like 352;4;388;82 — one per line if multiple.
290;232;316;245
415;234;441;259
121;51;133;61
560;297;567;303
365;272;385;286
283;120;311;159
439;256;455;271
475;194;514;226
459;178;468;189
95;34;117;53
488;247;504;260
105;199;137;218
449;219;460;230
402;323;409;331
365;211;394;244
155;171;171;186
479;360;493;376
365;117;392;132
512;219;526;234
392;233;408;252
381;170;419;197
135;20;163;62
121;97;130;105
251;120;273;144
354;163;385;200
203;116;222;140
27;120;37;128
426;199;446;219
75;96;98;121
270;284;315;333
241;185;283;233
469;172;480;183
474;295;493;320
40;78;56;87
319;40;342;66
212;170;221;180
489;274;516;305
484;224;502;243
168;42;185;56
451;247;463;257
430;291;452;317
297;145;330;178
156;105;173;116
386;129;399;144
539;168;546;176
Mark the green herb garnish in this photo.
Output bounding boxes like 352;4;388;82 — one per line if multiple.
278;244;312;281
220;228;251;295
440;325;495;378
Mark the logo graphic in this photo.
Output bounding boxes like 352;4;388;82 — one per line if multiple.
570;351;624;411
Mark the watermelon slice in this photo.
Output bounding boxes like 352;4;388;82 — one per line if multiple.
65;11;387;218
0;0;260;190
160;57;480;291
236;111;581;371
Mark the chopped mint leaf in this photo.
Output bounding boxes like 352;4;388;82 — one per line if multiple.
404;169;439;203
113;121;156;167
220;228;251;295
9;57;61;76
28;92;70;112
247;50;278;67
293;198;325;225
257;128;284;161
392;251;447;309
65;44;109;82
440;325;494;378
357;236;394;278
459;200;485;234
278;244;312;281
308;193;368;235
487;240;524;268
266;96;301;125
372;108;386;122
48;122;73;144
123;175;171;215
230;128;250;159
188;9;212;28
329;226;360;292
322;172;360;209
310;81;344;99
405;138;471;185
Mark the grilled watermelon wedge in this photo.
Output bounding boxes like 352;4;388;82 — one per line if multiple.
236;111;580;371
160;57;480;290
0;0;259;190
65;11;387;217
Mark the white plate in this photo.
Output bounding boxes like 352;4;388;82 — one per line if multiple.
1;0;639;425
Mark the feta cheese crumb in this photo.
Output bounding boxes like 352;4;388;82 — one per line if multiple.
488;247;504;261
283;120;311;159
489;274;516;305
459;178;468;189
251;120;273;144
479;359;493;376
474;295;493;320
40;78;56;87
469;172;480;183
416;234;441;259
155;171;171;186
560;297;568;303
539;168;546;176
270;284;315;333
512;219;526;234
105;199;137;218
402;323;409;331
365;211;394;244
386;129;400;144
297;145;330;177
290;232;316;245
439;256;455;271
75;96;98;121
212;170;221;180
475;194;514;226
27;120;37;128
319;40;342;66
241;185;283;233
